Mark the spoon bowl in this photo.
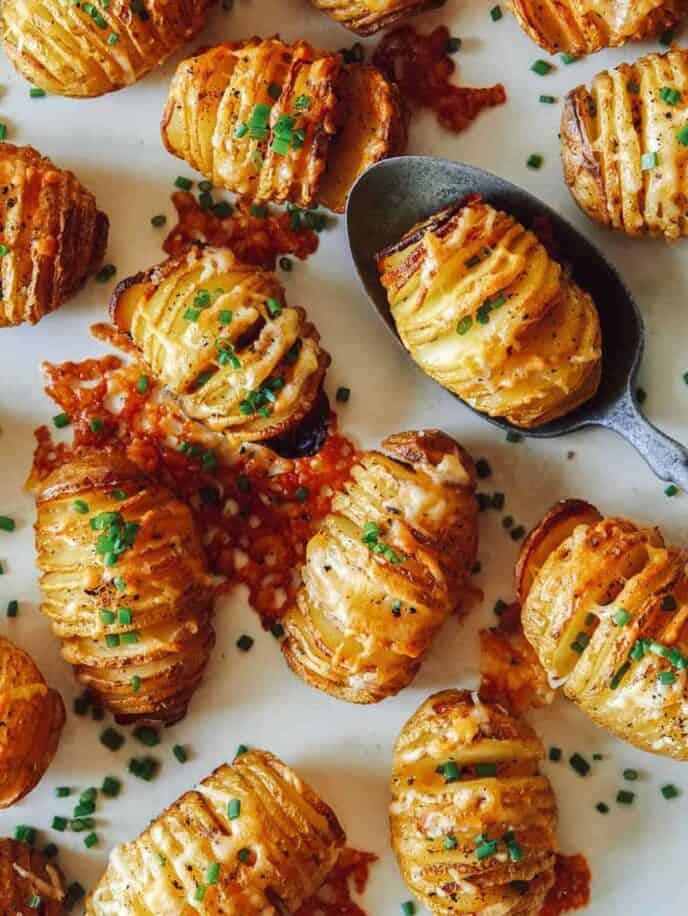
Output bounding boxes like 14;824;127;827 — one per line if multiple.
346;155;688;488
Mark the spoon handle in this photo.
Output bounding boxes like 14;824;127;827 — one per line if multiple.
602;396;688;491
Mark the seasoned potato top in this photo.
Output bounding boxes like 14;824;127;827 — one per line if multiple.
519;500;688;759
87;749;345;915
563;46;688;239
511;0;682;55
112;246;329;441
0;637;65;809
390;689;557;915
377;199;602;428
0;0;211;97
309;0;442;36
282;430;478;703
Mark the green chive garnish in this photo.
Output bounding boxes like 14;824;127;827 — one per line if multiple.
336;386;350;403
613;608;631;626
173;744;187;763
641;151;659;170
53;412;70;428
569;753;590;776
174;176;193;191
616;789;634;805
0;516;15;532
661;784;679;799
101;776;121;797
7;599;18;617
531;60;553;76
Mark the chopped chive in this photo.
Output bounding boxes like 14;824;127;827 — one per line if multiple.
491;492;505;509
436;760;461;783
443;834;458;849
549;746;562;762
490;4;502;21
660;86;681;105
610;661;630;689
183;307;200;322
271;622;285;638
596;802;609;814
506;431;523;443
401;904;415;916
613;608;631;626
228;798;241;819
664;484;679;497
53;412;70;428
279;256;293;271
173;744;187;763
136;375;149;394
7;599;18;617
100;727;125;751
531;60;553;76
0;516;15;532
174;176;193;191
456;315;472;335
476;840;499;860
72;499;89;514
641;151;659;170
623;768;638;781
28;895;42;909
130;675;141;693
73;801;95;818
510;525;525;541
236;634;254;652
55;786;71;798
133;726;160;747
336;386;351;403
52;816;67;832
527;153;544;169
128;755;159;781
95;264;116;283
475;458;491;479
677;125;688;146
616;789;634;805
206;861;220;884
569;753;590;777
475;762;497;777
89;417;104;433
100;609;115;625
107;32;119;44
561;53;578;64
84;832;98;848
14;825;36;843
237;847;251;862
235;743;248;758
219;310;233;325
101;776;121;797
0;124;6;140
212;201;233;218
539;94;557;104
659;671;677;685
105;634;120;648
30;87;46;97
445;37;461;53
661;784;679;799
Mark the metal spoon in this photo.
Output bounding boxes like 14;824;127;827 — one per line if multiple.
345;154;688;490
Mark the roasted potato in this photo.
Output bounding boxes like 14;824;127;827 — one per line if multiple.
161;38;406;212
0;0;211;98
282;430;478;703
86;748;346;914
0;839;66;914
510;0;682;55
0;637;65;809
377;198;602;428
518;499;688;759
0;143;108;327
390;689;558;915
310;0;445;36
34;448;215;724
111;246;330;441
562;47;688;239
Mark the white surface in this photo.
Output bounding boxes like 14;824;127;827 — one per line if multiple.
0;2;686;914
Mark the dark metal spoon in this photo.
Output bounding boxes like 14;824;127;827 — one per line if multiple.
346;154;688;490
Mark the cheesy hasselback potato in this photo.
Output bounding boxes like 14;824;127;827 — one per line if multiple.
309;0;443;35
0;838;66;914
111;246;329;441
562;46;688;239
510;0;683;56
161;38;406;212
518;499;688;759
377;199;602;428
35;449;215;724
0;637;65;809
282;430;478;703
390;689;558;915
87;748;345;914
0;143;108;327
0;0;210;98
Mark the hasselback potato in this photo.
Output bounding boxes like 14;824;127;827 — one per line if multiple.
562;47;688;239
510;0;683;56
161;37;406;212
518;499;688;759
0;143;108;327
309;0;444;35
0;637;65;809
390;689;558;915
0;0;211;98
34;448;215;724
86;748;346;914
0;838;66;914
376;198;602;428
282;430;478;703
111;246;330;441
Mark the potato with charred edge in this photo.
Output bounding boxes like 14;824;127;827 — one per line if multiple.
282;430;478;703
510;0;682;56
310;0;446;35
86;748;345;914
0;637;65;809
562;47;688;239
390;689;558;915
0;0;211;98
111;246;330;441
377;198;602;428
0;839;66;914
34;449;215;725
161;38;406;213
518;499;688;759
0;143;108;327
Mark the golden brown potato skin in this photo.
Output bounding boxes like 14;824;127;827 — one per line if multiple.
390;689;557;915
282;430;478;703
0;839;66;914
0;637;65;809
562;47;688;239
86;748;346;915
519;499;688;759
161;38;406;212
377;199;602;428
0;0;211;98
111;246;330;441
34;448;215;725
0;143;108;327
510;0;682;55
310;0;445;35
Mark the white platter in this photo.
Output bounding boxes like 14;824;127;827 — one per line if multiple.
0;1;687;913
